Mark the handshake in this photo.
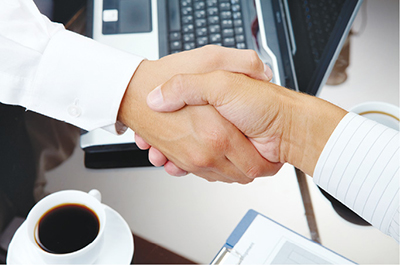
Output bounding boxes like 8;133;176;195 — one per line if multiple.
118;45;346;183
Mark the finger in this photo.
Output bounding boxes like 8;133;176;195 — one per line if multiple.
209;162;255;184
148;147;168;167
212;48;273;81
195;170;236;184
193;46;273;81
164;161;188;176
135;134;151;149
179;152;255;184
225;127;283;180
163;148;252;183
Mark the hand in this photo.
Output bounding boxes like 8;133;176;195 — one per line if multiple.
118;45;281;183
146;70;347;176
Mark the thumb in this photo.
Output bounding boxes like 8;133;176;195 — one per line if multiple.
147;73;212;112
147;62;273;113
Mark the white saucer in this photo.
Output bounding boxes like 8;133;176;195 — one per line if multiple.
6;204;134;264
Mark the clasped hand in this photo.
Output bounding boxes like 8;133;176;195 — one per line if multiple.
119;45;287;184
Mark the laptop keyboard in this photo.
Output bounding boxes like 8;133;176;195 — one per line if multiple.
167;0;247;53
301;0;345;63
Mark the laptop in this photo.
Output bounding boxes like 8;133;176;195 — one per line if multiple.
82;0;363;169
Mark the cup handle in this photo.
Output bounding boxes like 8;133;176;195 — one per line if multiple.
88;189;102;202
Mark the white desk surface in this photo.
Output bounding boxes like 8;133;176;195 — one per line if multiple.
45;1;399;264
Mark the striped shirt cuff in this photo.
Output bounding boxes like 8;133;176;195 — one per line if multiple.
314;112;399;242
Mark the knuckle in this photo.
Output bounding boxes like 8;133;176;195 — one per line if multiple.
245;164;264;179
192;155;215;169
169;73;187;91
246;50;263;71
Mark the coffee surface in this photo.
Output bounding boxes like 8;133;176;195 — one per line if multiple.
36;203;99;254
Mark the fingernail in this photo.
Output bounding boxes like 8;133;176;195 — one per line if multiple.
176;171;188;177
147;85;164;107
264;64;273;81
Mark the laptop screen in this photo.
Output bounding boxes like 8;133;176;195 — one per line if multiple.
286;0;361;95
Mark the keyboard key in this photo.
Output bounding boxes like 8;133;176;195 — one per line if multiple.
207;7;218;16
206;0;218;7
232;4;241;12
170;40;182;50
183;24;194;33
182;7;193;16
181;0;192;7
235;34;245;43
209;24;221;33
183;33;195;42
170;32;181;41
195;18;207;27
184;42;196;50
220;2;231;11
196;27;208;37
236;43;246;49
221;11;232;19
194;1;205;10
210;33;222;43
223;37;235;46
234;27;244;35
197;37;209;46
233;19;242;27
182;15;193;24
221;20;233;28
208;16;220;24
222;28;234;37
233;12;241;19
195;10;206;19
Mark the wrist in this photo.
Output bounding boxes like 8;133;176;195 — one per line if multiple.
282;91;347;176
118;60;151;132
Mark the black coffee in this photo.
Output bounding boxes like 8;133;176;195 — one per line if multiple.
36;203;99;254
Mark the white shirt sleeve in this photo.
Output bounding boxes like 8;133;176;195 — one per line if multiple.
314;112;399;243
0;0;144;133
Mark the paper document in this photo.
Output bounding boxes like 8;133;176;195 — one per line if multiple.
212;210;354;264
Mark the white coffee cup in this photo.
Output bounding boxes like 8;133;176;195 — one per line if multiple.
350;101;399;130
25;189;106;264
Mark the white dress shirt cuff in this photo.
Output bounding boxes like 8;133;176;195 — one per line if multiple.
28;30;144;133
313;112;399;241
